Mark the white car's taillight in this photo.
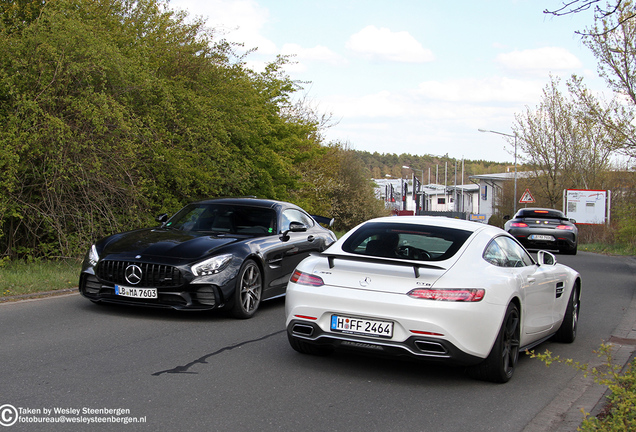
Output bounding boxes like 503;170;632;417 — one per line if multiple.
290;270;324;287
408;288;485;302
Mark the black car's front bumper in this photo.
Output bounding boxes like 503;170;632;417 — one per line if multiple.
79;273;226;310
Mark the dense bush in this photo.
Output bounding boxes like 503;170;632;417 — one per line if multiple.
0;0;388;260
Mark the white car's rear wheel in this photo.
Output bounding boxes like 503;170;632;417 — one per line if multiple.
468;302;520;383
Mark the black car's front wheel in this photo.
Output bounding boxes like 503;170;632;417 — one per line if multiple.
231;260;262;319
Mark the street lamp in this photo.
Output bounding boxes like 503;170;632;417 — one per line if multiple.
478;128;518;213
402;165;425;184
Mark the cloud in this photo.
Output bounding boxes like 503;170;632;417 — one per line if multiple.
416;77;545;103
345;25;435;63
321;84;530;122
170;0;277;54
280;43;347;72
496;47;583;74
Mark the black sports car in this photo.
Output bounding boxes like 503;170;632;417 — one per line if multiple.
504;208;578;255
79;198;337;318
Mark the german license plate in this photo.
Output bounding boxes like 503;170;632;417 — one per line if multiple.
529;234;555;241
115;285;158;299
330;315;393;338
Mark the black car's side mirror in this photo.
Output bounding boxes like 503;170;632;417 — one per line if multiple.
281;221;307;241
156;213;169;225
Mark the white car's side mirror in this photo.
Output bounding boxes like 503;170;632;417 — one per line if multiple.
537;250;557;266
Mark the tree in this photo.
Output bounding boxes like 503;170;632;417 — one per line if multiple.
295;143;389;231
0;0;324;259
0;0;46;35
544;1;636;34
513;76;621;208
574;0;636;159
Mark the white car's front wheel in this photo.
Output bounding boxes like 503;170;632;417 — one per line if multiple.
553;285;580;343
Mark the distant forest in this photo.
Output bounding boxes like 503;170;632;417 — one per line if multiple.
354;150;511;184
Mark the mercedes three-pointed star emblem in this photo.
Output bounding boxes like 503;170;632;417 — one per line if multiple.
125;264;143;285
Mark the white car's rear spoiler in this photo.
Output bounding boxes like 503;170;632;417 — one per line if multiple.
317;252;445;279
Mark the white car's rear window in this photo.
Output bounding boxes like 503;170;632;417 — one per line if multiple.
341;222;472;261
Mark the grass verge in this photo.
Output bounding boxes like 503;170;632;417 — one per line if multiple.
0;259;81;299
579;242;636;256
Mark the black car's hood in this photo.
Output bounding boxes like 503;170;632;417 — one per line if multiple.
98;228;241;262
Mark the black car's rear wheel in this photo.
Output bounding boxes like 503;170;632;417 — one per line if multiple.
231;260;262;319
560;245;578;255
468;302;520;383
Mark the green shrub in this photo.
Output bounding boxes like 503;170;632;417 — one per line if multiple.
531;344;636;431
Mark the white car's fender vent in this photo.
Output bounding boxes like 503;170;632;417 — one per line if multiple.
556;281;565;298
320;253;445;278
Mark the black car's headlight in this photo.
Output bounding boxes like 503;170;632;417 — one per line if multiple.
87;245;99;266
191;254;233;277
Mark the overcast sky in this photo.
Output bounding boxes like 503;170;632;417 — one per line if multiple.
169;0;607;163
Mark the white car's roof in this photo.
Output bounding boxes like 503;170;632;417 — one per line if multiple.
357;216;500;234
327;216;507;262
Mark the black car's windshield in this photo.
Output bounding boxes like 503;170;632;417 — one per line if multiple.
341;222;472;261
166;204;276;235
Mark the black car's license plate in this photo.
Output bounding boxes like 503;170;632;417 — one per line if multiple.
529;234;555;241
115;285;158;299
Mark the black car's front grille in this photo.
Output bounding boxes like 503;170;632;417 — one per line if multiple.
96;260;185;288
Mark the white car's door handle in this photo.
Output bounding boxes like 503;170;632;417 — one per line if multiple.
527;277;536;283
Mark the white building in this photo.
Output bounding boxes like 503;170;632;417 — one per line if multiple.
468;172;521;222
374;179;480;215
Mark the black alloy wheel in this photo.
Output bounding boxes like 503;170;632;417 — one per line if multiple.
553;286;580;343
231;260;262;319
468;302;520;383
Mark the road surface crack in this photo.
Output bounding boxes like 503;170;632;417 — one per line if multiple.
152;330;285;376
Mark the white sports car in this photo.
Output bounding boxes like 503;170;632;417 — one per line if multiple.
285;216;581;383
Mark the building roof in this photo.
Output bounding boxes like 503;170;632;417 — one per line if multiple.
468;171;533;181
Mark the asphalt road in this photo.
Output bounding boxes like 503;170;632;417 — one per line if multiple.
1;252;635;432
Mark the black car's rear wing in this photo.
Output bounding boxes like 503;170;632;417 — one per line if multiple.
317;252;445;279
